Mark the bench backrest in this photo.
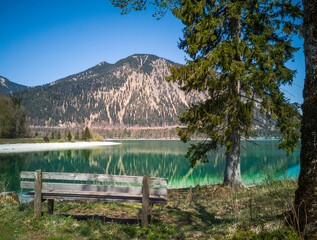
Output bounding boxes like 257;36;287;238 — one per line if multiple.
21;171;168;199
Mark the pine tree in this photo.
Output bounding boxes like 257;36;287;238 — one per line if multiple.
82;127;91;141
57;131;61;140
75;130;80;140
112;0;302;187
67;131;72;141
64;130;67;140
169;0;302;188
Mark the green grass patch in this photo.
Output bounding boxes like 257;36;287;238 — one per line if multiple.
0;180;301;239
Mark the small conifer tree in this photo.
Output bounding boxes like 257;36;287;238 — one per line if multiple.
75;130;80;140
82;127;91;141
64;130;67;140
57;131;61;140
67;131;72;141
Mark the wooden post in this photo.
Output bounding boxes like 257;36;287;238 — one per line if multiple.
141;175;150;227
34;169;42;218
48;199;54;214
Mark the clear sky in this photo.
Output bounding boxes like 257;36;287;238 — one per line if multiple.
0;0;304;104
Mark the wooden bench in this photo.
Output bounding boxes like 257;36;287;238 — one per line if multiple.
20;170;168;227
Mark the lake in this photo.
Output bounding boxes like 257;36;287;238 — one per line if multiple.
0;140;300;192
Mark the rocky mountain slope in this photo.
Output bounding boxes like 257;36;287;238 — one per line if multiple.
15;54;206;128
0;76;27;95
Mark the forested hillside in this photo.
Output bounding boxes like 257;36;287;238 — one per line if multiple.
0;92;30;138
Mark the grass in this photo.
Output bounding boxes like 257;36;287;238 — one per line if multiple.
0;180;301;240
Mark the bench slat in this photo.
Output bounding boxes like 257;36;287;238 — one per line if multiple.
21;171;34;179
21;181;168;196
20;171;168;186
23;191;167;204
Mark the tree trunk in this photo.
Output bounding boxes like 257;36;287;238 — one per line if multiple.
294;0;317;238
223;10;244;188
224;129;244;188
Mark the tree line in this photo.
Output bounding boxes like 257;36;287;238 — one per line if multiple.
0;93;30;138
41;127;103;142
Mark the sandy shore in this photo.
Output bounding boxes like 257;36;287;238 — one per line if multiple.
0;141;121;154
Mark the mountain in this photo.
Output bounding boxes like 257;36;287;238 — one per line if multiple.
15;54;206;128
0;76;28;95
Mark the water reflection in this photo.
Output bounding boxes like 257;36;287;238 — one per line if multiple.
0;140;300;191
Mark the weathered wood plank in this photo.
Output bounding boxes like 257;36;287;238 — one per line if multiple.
20;171;35;179
141;175;150;227
43;172;145;183
20;171;168;186
34;170;42;218
21;182;168;196
23;191;167;204
23;191;167;200
42;183;144;194
21;181;34;189
20;181;168;196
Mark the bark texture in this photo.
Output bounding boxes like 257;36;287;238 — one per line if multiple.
223;13;244;188
224;130;244;188
294;0;317;238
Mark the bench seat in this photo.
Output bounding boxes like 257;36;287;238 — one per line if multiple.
23;191;167;204
20;170;168;227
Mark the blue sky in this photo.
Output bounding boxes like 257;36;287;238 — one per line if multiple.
0;0;304;103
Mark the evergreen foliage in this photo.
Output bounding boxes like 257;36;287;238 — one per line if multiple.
82;127;91;141
0;93;30;138
112;0;302;187
75;130;80;140
168;0;302;162
67;131;72;141
57;131;61;140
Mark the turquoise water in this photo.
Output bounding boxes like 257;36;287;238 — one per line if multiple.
0;140;300;191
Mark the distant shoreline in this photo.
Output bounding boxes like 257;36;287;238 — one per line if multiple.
0;141;121;154
107;138;280;141
0;138;281;154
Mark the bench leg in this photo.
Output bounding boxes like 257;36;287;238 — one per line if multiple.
141;203;149;228
34;170;42;218
48;199;54;214
141;175;150;227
